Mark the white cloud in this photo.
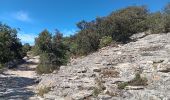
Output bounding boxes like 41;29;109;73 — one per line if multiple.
13;11;31;22
18;33;37;45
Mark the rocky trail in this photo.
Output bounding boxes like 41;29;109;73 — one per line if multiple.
0;56;40;100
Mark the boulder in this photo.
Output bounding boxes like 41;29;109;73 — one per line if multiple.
125;86;144;90
71;90;93;100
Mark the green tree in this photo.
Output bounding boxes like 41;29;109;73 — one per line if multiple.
163;3;170;32
36;52;58;74
74;6;149;56
22;43;31;56
146;12;165;33
0;23;23;64
35;29;52;53
109;6;148;42
51;30;69;65
164;2;170;14
99;36;113;48
35;29;69;74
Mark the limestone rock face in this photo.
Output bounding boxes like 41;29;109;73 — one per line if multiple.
37;33;170;100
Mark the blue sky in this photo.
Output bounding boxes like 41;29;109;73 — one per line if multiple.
0;0;170;45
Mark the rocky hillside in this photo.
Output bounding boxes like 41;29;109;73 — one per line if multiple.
37;33;170;100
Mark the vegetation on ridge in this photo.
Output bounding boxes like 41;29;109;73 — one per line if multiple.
1;3;170;73
26;3;170;74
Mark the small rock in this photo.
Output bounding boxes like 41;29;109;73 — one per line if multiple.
77;68;87;73
71;90;93;100
125;86;144;90
98;94;112;100
159;68;170;73
93;68;101;72
69;76;79;80
117;51;122;55
157;63;170;73
34;78;41;84
52;70;58;74
89;73;96;77
130;32;146;40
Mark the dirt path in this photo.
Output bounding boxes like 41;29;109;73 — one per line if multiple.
0;56;40;100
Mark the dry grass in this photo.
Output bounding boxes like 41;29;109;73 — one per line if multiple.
118;73;148;89
140;45;163;51
92;87;102;97
37;86;51;97
92;78;106;97
105;91;118;97
100;69;119;78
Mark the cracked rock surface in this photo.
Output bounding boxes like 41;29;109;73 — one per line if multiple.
37;33;170;100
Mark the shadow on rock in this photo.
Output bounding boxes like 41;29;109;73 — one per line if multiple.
0;88;35;100
0;76;37;99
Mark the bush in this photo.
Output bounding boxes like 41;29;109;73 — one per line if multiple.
93;87;102;97
164;15;170;32
76;30;100;55
31;45;41;56
93;78;106;97
99;36;112;48
22;43;31;56
35;30;69;74
118;82;128;90
36;53;59;74
37;86;51;97
128;73;148;86
109;6;148;42
118;73;148;89
146;12;165;34
0;64;4;69
74;6;148;56
0;23;24;64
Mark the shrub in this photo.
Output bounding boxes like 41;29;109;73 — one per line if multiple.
118;73;148;89
128;73;148;86
34;30;52;53
0;64;4;69
37;86;51;97
164;15;170;33
36;64;57;74
36;53;59;74
146;12;165;34
22;43;31;56
76;30;100;55
74;6;148;56
92;78;106;97
31;45;42;56
100;69;119;78
35;30;69;74
109;6;148;42
118;82;128;90
0;23;24;64
163;3;170;33
99;36;112;48
69;42;78;56
92;87;102;97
